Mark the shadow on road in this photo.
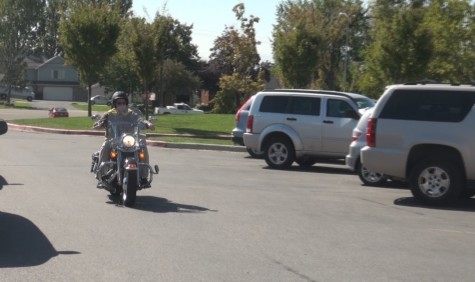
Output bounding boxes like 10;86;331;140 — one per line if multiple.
0;175;24;190
107;195;216;213
0;211;80;268
394;197;475;212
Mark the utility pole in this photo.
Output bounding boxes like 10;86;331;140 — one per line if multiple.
339;12;349;91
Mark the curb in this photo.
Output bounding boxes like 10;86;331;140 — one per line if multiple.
7;123;247;153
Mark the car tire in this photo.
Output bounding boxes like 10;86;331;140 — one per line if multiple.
264;136;295;169
27;96;33;102
246;147;264;159
357;161;387;186
409;157;463;205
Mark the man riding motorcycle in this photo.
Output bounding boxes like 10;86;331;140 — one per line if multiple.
93;91;154;188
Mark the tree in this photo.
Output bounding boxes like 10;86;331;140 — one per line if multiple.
273;0;367;90
210;3;263;113
0;0;44;104
59;3;120;116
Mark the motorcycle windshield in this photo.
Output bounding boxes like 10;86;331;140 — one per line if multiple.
107;107;145;139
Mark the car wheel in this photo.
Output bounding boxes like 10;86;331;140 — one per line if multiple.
409;157;463;205
357;161;387;186
91;101;95;105
264;136;295;169
246;147;264;158
27;96;33;102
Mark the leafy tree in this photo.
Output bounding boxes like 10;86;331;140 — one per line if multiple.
273;0;366;90
0;0;44;103
99;19;141;95
152;14;200;106
423;0;475;83
210;3;263;113
161;59;200;105
59;3;120;116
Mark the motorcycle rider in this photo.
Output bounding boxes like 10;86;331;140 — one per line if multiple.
94;91;154;188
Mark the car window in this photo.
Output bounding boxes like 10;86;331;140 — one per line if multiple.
290;96;321;116
354;97;375;109
259;95;291;113
327;99;355;118
379;90;475;122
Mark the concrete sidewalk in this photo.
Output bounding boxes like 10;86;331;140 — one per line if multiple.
7;123;246;152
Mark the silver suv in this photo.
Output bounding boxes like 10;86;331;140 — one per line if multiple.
243;89;374;169
361;83;475;205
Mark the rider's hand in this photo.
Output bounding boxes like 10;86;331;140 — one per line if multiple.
93;121;102;129
146;121;155;130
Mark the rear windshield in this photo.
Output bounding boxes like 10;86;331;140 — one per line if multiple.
379;90;475;122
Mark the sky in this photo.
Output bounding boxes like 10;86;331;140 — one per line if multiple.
132;0;282;62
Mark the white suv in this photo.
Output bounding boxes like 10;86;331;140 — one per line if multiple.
243;89;374;169
361;83;475;205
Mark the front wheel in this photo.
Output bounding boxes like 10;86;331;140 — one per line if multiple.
123;170;138;206
409;158;463;205
264;136;295;169
357;161;387;186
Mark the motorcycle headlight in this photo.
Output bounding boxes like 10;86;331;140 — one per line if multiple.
122;135;136;148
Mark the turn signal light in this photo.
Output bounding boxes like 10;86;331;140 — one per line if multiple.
139;151;146;160
110;150;117;159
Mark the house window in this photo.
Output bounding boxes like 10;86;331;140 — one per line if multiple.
52;70;65;80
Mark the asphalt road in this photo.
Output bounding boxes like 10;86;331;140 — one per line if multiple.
1;130;475;281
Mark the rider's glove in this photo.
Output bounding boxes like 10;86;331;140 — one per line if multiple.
146;121;155;130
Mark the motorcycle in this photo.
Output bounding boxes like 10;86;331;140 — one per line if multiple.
90;108;159;206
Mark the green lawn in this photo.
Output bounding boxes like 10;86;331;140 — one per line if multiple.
10;112;236;145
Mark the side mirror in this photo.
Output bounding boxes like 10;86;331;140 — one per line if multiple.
0;120;8;135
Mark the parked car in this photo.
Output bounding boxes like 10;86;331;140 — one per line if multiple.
155;103;204;115
243;89;374;169
48;107;69;118
345;108;389;186
90;95;111;106
361;82;475;205
0;85;35;101
231;95;264;158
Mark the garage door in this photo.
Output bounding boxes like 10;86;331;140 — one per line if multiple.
43;87;73;101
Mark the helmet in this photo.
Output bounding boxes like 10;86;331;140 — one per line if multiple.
111;91;129;107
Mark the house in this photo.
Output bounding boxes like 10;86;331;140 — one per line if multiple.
25;55;87;101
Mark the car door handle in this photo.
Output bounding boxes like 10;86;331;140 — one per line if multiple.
323;120;334;124
286;117;297;121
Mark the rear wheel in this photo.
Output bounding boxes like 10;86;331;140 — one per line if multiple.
357;161;387;186
123;170;137;207
409;158;463;205
264;137;295;169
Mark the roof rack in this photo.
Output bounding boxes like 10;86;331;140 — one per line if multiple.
404;80;475;86
262;88;358;100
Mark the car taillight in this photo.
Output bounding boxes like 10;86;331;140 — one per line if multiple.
366;118;377;147
246;115;254;133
